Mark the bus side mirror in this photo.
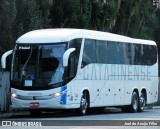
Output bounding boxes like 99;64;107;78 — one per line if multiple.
63;48;76;67
1;50;13;69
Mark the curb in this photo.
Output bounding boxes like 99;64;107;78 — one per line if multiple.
144;106;153;109
144;106;160;110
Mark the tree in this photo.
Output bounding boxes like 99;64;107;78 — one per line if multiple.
89;0;102;30
74;0;90;28
14;0;52;38
0;0;160;57
50;0;90;28
0;0;17;54
154;10;160;44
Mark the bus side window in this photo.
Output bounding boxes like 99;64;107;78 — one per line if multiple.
96;40;108;64
118;43;125;64
108;41;119;64
82;39;97;67
134;44;141;65
149;45;157;65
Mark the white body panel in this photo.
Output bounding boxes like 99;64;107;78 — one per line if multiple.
75;64;158;107
16;29;156;45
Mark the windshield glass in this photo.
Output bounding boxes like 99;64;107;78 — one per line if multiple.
11;43;67;88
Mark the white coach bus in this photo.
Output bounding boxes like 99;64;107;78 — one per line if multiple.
1;29;158;116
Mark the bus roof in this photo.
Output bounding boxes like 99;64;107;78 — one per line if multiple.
16;28;156;45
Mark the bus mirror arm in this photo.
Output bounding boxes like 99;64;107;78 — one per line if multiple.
1;50;13;69
63;48;76;67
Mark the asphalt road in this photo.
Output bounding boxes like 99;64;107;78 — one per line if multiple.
1;107;160;129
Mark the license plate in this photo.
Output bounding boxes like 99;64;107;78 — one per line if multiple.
29;102;40;107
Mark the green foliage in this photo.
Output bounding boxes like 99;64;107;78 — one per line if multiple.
50;0;90;28
0;0;17;55
0;0;159;56
154;11;160;45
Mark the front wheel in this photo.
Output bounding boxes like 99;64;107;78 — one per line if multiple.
78;92;89;116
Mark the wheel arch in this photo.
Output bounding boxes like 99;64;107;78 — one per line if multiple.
141;88;147;103
132;88;139;101
82;89;90;108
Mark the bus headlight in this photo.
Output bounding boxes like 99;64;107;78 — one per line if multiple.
53;92;61;97
53;89;68;98
11;92;17;98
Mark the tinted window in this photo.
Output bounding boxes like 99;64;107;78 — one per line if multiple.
134;44;142;65
150;45;157;65
96;40;108;63
82;39;157;67
132;44;158;65
118;43;125;64
126;43;132;64
108;41;121;64
69;38;82;77
141;45;157;65
130;44;135;65
82;39;97;67
69;38;82;57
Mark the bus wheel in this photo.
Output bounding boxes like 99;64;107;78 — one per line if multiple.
138;93;146;112
129;91;138;113
30;109;41;117
79;92;88;116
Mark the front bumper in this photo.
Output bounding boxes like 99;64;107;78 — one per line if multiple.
11;97;68;109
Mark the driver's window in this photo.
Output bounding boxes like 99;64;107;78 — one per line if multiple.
68;54;75;78
68;38;82;79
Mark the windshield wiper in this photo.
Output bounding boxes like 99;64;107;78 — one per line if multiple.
20;47;33;83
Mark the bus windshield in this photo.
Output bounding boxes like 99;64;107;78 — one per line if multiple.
11;43;67;88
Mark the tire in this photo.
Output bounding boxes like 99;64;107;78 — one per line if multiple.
78;92;89;116
129;91;139;113
30;109;41;117
138;92;146;112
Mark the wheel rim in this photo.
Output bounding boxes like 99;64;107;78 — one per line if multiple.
133;93;138;111
81;95;88;114
140;95;145;110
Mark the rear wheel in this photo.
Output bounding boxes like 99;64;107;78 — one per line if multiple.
78;92;89;116
138;92;146;112
129;91;139;113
